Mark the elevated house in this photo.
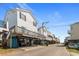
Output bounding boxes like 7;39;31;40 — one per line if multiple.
38;26;49;45
53;36;60;44
2;8;46;48
67;22;79;48
50;34;60;44
51;35;57;44
46;31;54;44
56;38;60;43
46;31;60;44
38;26;57;45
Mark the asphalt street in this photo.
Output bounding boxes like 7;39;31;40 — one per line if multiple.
5;44;70;56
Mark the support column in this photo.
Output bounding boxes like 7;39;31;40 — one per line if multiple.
30;39;35;46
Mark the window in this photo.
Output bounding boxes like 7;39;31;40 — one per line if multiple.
33;21;36;26
20;12;26;21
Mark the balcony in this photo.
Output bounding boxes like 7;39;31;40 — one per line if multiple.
10;26;45;40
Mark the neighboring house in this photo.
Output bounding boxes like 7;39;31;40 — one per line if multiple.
38;26;48;37
38;26;49;45
38;26;57;44
67;22;79;48
54;37;60;43
69;22;79;40
64;36;70;46
38;26;50;40
46;31;53;41
51;34;57;44
38;26;60;44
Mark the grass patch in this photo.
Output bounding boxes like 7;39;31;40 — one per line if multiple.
0;47;16;55
66;47;79;54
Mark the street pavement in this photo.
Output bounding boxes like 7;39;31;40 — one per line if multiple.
2;44;70;56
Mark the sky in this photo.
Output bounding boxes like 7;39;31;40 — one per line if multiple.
0;3;79;42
